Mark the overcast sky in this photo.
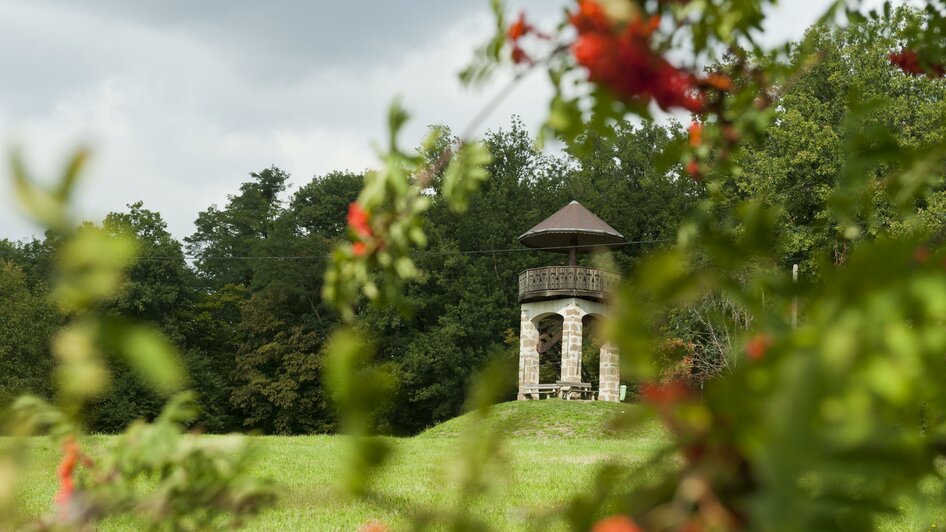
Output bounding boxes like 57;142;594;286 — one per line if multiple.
0;0;874;241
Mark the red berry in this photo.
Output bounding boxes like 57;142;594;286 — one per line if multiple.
347;202;372;239
746;333;773;360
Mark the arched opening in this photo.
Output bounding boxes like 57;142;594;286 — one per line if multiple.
581;314;605;389
534;313;563;384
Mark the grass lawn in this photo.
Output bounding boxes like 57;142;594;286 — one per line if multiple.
7;400;946;530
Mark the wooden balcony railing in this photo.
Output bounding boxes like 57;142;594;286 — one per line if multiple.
518;266;620;303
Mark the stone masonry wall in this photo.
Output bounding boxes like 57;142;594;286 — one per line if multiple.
517;308;539;400
598;342;620;402
560;304;583;383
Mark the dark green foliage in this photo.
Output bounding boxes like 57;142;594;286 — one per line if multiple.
185;167;289;289
0;260;57;406
225;171;360;434
230;290;333;434
175;284;247;433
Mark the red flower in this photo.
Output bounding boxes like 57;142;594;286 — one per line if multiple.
569;2;702;112
352;241;367;257
592;515;644;532
507;11;533;41
347;202;372;239
506;11;548;64
746;333;773;361
890;49;924;75
571;0;611;33
688;121;702;148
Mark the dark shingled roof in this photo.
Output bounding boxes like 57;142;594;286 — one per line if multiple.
518;201;626;253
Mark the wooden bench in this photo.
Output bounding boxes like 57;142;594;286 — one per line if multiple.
519;384;560;400
520;382;598;400
556;381;596;401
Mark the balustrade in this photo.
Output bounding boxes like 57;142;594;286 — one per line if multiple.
518;266;619;303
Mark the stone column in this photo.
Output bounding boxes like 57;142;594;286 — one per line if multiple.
518;308;539;400
598;342;620;402
560;305;583;383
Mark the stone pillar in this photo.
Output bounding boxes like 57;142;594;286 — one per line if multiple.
598;342;620;402
518;308;539;400
560;305;583;383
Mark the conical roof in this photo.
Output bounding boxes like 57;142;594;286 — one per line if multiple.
518;201;626;253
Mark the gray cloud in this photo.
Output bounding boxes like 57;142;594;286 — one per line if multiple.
0;0;879;241
30;0;483;73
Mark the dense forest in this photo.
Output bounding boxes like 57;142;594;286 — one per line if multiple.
3;16;946;436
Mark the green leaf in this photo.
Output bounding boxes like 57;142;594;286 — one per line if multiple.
116;324;185;395
56;147;90;202
442;141;492;213
387;99;410;154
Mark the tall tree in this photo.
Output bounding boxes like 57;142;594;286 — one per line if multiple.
185;167;289;289
86;203;195;432
229;171;361;434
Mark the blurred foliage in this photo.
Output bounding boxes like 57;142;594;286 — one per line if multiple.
15;393;274;530
2;153;274;529
322;1;946;530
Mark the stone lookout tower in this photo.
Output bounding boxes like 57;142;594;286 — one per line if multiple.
517;201;624;402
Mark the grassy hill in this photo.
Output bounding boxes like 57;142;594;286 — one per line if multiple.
418;399;664;440
7;402;940;530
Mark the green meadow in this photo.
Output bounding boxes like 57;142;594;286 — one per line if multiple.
9;401;945;531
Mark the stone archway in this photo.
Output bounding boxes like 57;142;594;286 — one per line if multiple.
581;314;604;390
518;299;620;401
518;310;566;398
581;313;620;402
535;313;564;384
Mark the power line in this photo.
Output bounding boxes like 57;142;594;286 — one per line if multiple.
0;238;674;262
